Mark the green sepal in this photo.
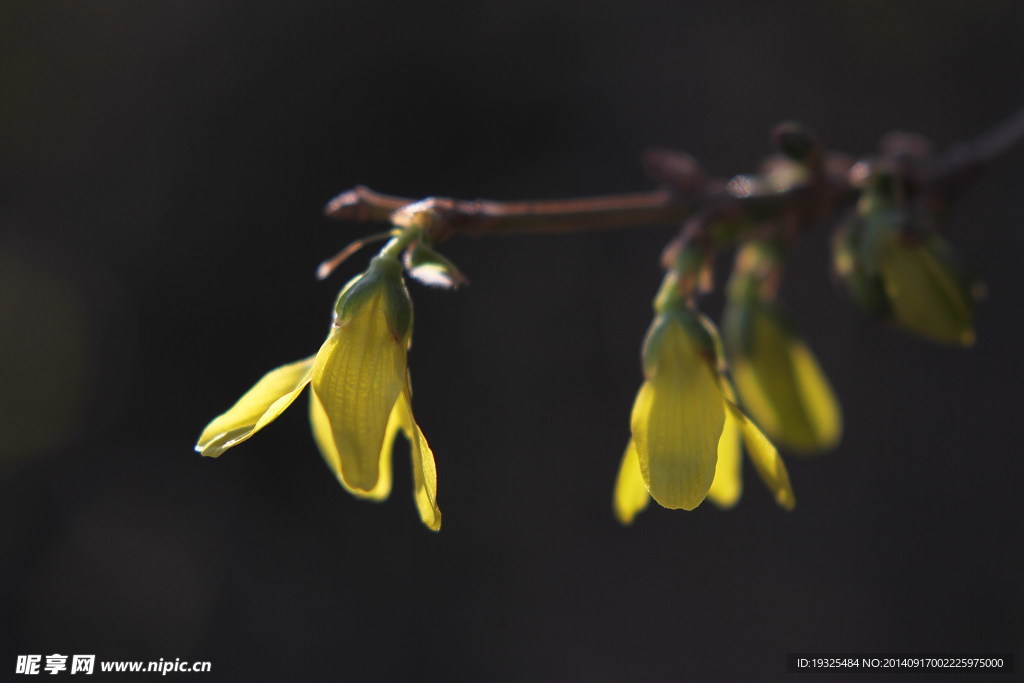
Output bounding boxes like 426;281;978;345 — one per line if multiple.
642;307;716;378
334;255;413;343
832;216;893;319
723;240;785;353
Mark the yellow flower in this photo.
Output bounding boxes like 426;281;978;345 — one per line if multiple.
723;245;841;453
195;255;441;530
833;173;977;347
724;300;841;453
874;230;976;346
613;307;795;524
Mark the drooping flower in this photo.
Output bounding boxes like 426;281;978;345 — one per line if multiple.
195;254;441;530
723;242;842;453
614;300;795;524
613;405;745;524
833;172;978;346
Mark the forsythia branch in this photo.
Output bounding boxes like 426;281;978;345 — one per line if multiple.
199;108;1021;529
323;107;1024;242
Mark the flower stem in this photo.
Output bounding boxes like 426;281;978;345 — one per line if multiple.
378;222;424;260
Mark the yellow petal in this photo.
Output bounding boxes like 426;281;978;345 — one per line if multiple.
196;357;314;457
396;382;441;531
730;360;779;443
311;291;406;492
789;341;842;450
730;307;841;453
613;441;651;525
725;401;795;510
631;315;725;511
880;239;974;346
309;390;397;501
918;241;975;345
707;406;742;508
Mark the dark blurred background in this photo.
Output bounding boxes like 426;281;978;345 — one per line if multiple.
2;0;1022;680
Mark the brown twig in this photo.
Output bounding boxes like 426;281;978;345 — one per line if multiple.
325;175;851;243
326;185;688;239
323;107;1024;241
924;107;1024;199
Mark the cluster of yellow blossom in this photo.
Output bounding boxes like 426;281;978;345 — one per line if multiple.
197;183;977;529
